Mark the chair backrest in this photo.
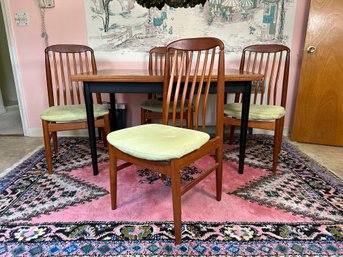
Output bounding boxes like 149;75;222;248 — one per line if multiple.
45;44;100;107
148;46;189;100
149;46;190;76
163;37;225;134
149;46;167;76
238;44;290;107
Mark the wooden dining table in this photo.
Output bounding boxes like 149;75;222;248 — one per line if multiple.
71;69;263;176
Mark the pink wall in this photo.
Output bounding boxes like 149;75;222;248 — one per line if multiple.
8;0;310;135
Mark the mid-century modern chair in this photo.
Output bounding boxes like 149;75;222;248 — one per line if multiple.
40;44;110;174
224;44;290;172
140;46;192;126
107;37;225;244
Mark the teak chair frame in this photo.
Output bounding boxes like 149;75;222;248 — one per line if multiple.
224;44;290;172
108;37;225;244
42;44;110;174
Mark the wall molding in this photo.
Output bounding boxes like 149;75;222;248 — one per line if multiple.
29;128;91;138
0;89;5;114
29;126;292;138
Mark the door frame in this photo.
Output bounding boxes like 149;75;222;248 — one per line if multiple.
0;0;29;136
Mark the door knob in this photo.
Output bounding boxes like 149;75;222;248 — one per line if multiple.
307;46;316;54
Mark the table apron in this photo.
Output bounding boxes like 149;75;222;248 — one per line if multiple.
85;81;250;94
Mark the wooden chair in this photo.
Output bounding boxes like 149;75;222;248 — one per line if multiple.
140;46;192;126
107;37;225;244
41;44;110;174
224;44;290;172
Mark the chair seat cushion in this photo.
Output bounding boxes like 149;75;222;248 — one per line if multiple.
40;104;108;122
224;103;285;120
140;99;189;113
107;124;210;161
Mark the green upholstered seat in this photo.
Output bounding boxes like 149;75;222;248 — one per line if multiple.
40;104;109;122
224;103;285;120
140;99;190;113
107;123;210;161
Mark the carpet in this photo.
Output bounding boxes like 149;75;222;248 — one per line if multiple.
0;136;342;257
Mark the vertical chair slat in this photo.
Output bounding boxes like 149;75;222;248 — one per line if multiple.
78;52;84;104
191;50;201;130
259;53;269;105
52;52;60;105
58;52;68;105
66;53;74;105
273;52;283;106
202;49;216;132
185;51;194;129
267;52;277;105
172;50;185;125
176;51;187;126
251;52;258;104
71;52;79;104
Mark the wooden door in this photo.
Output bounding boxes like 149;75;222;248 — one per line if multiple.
292;0;343;146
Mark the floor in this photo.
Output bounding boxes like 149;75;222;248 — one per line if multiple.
0;107;342;179
0;105;23;135
287;139;343;179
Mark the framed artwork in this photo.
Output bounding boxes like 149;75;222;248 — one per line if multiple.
85;0;296;61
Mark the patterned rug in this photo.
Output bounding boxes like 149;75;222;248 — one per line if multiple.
0;136;342;257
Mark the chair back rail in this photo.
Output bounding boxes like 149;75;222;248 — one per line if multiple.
45;44;100;107
238;44;290;107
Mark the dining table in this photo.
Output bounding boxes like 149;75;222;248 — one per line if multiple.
71;69;263;176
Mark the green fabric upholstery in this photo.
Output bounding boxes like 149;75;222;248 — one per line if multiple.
140;99;189;113
40;104;109;122
107;124;210;161
224;103;285;120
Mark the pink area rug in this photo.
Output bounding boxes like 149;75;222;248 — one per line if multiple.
0;136;342;256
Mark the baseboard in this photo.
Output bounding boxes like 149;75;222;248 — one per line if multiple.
208;126;291;137
28;126;291;138
5;104;19;111
28;128;90;137
252;128;291;137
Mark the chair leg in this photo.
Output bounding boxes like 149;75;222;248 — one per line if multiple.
42;120;53;174
97;128;102;140
171;167;182;245
100;128;106;146
272;119;284;172
189;108;193;129
140;108;146;124
215;147;223;201
103;114;111;147
108;145;117;210
52;132;58;153
160;174;166;181
229;125;235;144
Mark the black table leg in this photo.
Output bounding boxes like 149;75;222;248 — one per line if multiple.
109;93;116;131
84;83;99;176
238;82;251;174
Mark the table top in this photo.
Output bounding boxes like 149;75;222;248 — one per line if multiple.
71;69;263;83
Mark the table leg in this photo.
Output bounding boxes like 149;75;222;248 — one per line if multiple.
84;83;99;176
109;93;116;131
238;82;251;174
